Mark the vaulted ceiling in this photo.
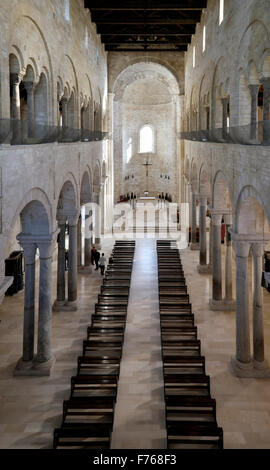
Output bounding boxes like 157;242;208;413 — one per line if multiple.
84;1;207;52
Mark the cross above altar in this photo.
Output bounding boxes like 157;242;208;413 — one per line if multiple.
142;159;152;193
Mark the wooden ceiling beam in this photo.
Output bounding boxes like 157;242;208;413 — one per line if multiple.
85;0;207;10
93;18;199;25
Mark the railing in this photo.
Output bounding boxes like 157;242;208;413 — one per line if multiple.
0;119;108;145
180;121;270;146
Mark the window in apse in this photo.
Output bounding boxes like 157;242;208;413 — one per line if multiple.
127;138;132;162
139;125;154;153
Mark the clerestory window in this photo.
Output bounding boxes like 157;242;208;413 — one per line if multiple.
139;125;154;153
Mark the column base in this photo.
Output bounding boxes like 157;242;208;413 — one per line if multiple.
13;355;55;376
78;266;92;274
230;356;270;378
197;264;212;274
52;300;66;312
63;300;78;311
95;239;101;249
190;243;200;251
209;298;236;311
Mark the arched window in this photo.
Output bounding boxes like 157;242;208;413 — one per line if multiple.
139;125;154;153
65;0;70;22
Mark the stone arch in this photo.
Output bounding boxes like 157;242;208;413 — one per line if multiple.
260;51;270;78
212;170;232;212
34;71;48;125
113;61;180;102
57;180;77;214
238;70;251;126
109;56;181;94
56;172;78;212
21;200;49;235
235;185;270;235
93;161;101;194
190;160;199;191
101;160;107;182
9;48;24;73
184;158;190;181
9;187;53;237
211;56;227;128
199;164;211;198
80;171;92;205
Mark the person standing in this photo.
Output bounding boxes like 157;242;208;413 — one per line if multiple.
99;253;107;276
91;245;96;265
94;250;100;270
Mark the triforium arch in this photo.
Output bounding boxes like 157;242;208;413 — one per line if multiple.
231;185;270;378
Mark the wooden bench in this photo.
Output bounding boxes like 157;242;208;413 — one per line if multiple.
77;356;121;377
70;375;118;400
53;426;111;449
167;424;223;449
164;374;210;396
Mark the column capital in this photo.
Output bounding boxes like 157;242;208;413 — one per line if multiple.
251;242;266;257
36;231;59;259
67;210;80;226
10;72;24;85
211;210;223;226
224;213;232;225
248;83;260;96
198;195;208;206
16;235;36;263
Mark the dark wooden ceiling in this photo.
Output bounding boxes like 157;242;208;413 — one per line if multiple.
84;1;207;52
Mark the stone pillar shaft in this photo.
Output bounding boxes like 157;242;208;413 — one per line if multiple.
191;192;197;245
261;77;270;143
199;197;207;266
252;243;265;363
249;84;260;140
56;222;66;302
212;215;222;301
84;210;92;267
235;241;251;364
61;98;68;127
37;253;52;363
77;215;82;268
68;222;77;302
225;224;233;301
22;244;36;362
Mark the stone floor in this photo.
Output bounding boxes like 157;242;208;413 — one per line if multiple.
111;239;166;449
0;234;270;448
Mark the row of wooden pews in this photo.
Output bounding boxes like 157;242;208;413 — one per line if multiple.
53;240;136;449
156;240;223;450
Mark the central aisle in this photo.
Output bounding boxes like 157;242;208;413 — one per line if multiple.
111;238;166;449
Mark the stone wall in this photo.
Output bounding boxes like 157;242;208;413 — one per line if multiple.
0;0;110;302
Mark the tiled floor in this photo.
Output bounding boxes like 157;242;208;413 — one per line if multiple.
0;234;270;448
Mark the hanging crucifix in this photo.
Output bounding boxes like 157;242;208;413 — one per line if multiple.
142;159;152;194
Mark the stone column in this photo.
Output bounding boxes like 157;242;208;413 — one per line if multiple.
16;240;36;369
53;219;66;311
221;97;229;138
248;84;260;140
224;214;235;308
261;77;270;143
35;238;55;372
84;207;92;270
197;195;208;273
94;193;101;248
61;97;68;127
10;73;21;143
77;214;82;268
209;211;223;310
252;243;268;368
231;239;253;376
208;217;213;272
66;213;79;310
24;81;35;138
190;190;199;250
